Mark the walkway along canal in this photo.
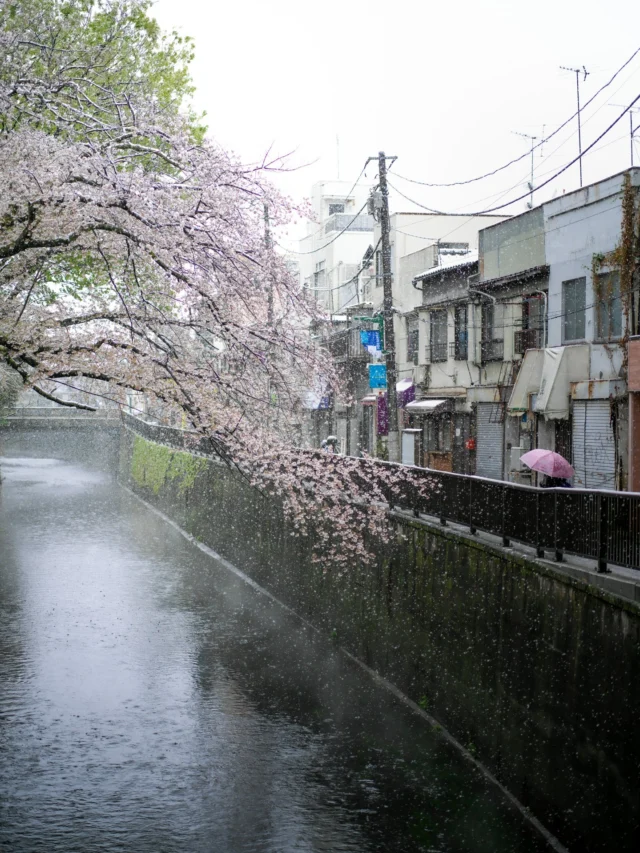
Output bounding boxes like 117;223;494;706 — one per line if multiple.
0;440;554;853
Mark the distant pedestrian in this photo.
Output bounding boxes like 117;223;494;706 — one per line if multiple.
540;475;572;488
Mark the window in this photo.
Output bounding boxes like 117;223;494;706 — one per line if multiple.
406;316;419;364
453;305;468;360
562;277;586;342
515;294;545;353
595;271;623;340
328;203;345;216
481;302;504;361
426;414;452;452
430;310;448;362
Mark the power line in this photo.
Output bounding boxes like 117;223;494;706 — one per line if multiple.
301;238;382;293
279;199;370;255
387;94;640;217
391;46;640;189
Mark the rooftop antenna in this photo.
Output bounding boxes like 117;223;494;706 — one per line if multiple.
560;65;590;187
512;131;539;209
609;103;640;168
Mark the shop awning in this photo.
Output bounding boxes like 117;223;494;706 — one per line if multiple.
405;398;448;413
507;345;589;420
361;394;377;406
396;377;415;407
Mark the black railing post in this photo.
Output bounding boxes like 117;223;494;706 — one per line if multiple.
554;490;563;562
535;490;544;558
502;484;510;547
469;477;476;534
597;493;610;573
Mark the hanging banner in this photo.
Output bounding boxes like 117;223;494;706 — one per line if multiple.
377;393;389;436
368;363;387;389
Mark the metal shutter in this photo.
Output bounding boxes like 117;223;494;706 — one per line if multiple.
476;403;504;480
572;400;616;490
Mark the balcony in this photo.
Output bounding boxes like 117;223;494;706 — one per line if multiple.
429;342;448;363
326;327;375;363
449;338;468;361
481;339;504;362
324;213;374;234
514;328;543;355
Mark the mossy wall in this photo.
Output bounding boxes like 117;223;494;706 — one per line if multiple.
120;429;640;853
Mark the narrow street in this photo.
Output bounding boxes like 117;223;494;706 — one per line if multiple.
0;454;550;853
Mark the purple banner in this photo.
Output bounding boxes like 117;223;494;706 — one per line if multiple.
377;393;389;436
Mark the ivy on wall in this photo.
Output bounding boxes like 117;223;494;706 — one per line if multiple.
591;172;640;345
131;434;206;495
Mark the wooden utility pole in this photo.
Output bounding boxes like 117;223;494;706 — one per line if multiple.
367;151;400;462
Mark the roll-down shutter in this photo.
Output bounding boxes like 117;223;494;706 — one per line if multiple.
476;403;504;480
572;400;616;490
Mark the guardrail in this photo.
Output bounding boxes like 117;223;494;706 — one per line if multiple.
2;406;120;419
122;413;640;574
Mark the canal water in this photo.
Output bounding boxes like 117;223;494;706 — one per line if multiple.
0;454;552;853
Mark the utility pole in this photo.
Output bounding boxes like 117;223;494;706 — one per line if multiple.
560;65;589;187
512;131;538;209
366;151;399;462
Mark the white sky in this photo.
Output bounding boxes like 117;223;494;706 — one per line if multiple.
152;0;640;244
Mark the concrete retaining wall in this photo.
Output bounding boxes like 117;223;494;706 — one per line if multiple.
119;428;640;853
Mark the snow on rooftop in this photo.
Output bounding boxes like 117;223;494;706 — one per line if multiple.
413;251;478;281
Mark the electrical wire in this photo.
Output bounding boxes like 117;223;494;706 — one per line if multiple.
278;199;371;255
302;238;382;293
391;46;640;189
387;94;640;217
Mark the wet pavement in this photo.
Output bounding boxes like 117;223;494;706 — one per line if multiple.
0;455;552;852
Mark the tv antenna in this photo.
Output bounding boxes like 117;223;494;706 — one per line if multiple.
609;103;640;167
512;131;539;209
560;65;590;187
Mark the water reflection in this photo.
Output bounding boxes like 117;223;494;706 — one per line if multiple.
0;456;550;852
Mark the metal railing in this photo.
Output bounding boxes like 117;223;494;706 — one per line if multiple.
514;328;543;354
429;341;448;363
122;413;640;574
449;339;468;361
481;339;504;362
1;406;120;419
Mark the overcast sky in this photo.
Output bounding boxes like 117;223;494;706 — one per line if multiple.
152;0;640;244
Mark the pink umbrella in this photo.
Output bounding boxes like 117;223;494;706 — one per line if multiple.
520;449;574;479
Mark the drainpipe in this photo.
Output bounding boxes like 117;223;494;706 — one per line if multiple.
468;284;496;376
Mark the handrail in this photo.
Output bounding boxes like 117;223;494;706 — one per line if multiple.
121;413;640;574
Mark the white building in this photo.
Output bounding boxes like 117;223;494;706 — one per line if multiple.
298;181;374;315
364;213;505;398
508;168;640;490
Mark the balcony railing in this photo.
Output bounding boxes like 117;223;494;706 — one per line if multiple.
481;339;504;362
123;412;640;573
449;339;468;361
326;327;375;362
429;342;448;363
514;328;543;354
324;213;374;234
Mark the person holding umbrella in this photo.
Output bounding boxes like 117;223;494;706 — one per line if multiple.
520;449;574;488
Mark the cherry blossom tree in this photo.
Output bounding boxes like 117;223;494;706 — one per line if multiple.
0;0;433;564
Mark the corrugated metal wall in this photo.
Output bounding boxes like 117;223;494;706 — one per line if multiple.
476;403;504;480
572;400;616;490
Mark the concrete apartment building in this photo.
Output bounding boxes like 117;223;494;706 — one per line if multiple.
408;168;639;490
